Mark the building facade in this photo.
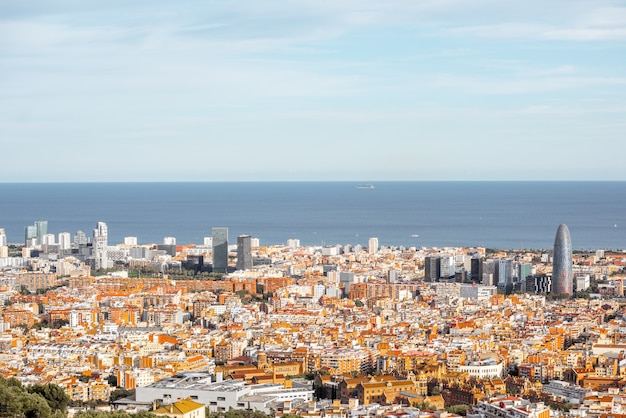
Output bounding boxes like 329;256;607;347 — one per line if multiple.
236;235;252;271
552;224;573;296
212;227;229;273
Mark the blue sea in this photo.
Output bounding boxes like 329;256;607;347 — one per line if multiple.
0;182;625;251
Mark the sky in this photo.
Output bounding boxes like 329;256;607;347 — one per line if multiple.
1;0;625;182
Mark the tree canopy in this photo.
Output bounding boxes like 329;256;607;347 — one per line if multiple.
0;376;67;418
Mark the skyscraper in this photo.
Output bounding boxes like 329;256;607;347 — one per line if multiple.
368;237;379;254
236;235;252;270
212;227;229;273
93;221;109;270
58;232;72;251
552;223;573;296
424;256;441;282
35;220;48;245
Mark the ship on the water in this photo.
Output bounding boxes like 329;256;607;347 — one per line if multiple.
356;184;374;189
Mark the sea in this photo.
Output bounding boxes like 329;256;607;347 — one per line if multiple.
0;182;625;251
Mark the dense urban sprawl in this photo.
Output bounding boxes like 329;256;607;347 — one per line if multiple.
1;223;626;418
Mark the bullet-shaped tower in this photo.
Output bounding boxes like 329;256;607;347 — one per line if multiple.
552;224;573;296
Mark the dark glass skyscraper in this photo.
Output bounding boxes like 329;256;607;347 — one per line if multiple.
236;235;252;270
212;227;229;273
552;224;573;296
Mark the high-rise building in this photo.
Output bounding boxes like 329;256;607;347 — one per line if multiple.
495;259;513;291
470;256;483;283
74;230;88;246
35;220;48;246
518;263;533;283
41;233;56;246
0;228;7;258
58;232;72;251
93;222;109;270
481;259;496;286
236;235;252;270
212;227;229;273
368;237;379;254
553;223;573;296
25;225;38;246
440;255;455;280
424;256;441;282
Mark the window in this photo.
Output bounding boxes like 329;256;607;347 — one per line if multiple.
217;397;226;401
191;396;198;400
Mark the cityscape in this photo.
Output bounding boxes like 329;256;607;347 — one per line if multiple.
3;1;625;418
1;220;626;418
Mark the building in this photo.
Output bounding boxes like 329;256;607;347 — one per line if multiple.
459;358;504;379
212;227;229;273
495;259;513;291
42;233;55;246
470;257;483;283
0;228;7;258
58;232;72;250
93;221;109;270
368;237;379;254
440;255;455;280
74;230;88;246
236;235;252;270
339;272;355;296
524;274;552;294
468;396;551;418
424;256;440;282
459;284;497;301
552;224;573;296
153;397;205;418
576;274;590;292
518;263;532;282
25;224;38;246
35;220;48;245
136;373;312;414
541;380;592;404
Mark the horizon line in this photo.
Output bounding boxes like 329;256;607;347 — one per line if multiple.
2;179;626;184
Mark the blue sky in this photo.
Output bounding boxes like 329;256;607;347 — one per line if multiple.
1;0;625;181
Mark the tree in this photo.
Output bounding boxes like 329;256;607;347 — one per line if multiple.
413;401;436;411
106;375;118;388
19;392;53;418
446;405;470;415
110;388;135;402
0;377;54;418
27;383;70;412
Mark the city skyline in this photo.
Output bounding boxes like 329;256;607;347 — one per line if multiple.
1;1;626;182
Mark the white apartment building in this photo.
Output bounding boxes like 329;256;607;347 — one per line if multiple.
459;358;504;379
